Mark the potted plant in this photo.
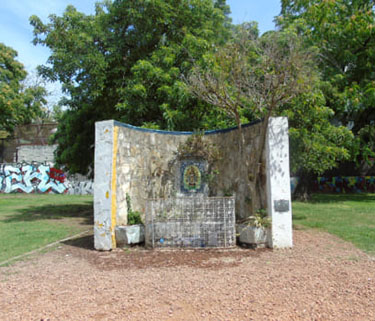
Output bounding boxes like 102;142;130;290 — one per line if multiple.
236;209;271;247
115;193;145;247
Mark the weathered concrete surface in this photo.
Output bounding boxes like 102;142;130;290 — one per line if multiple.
115;225;145;246
16;145;57;164
94;120;115;250
236;224;269;246
266;117;293;248
65;180;93;195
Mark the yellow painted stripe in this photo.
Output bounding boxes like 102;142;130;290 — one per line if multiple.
111;126;119;248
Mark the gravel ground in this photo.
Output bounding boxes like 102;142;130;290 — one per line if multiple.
1;229;374;321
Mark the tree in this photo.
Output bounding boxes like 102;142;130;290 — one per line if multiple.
0;43;46;135
279;88;353;199
30;0;232;174
22;70;64;122
185;24;352;207
279;0;375;172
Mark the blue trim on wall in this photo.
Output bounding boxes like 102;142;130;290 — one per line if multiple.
112;119;262;136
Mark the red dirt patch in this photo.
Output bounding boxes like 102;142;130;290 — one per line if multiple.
1;229;374;320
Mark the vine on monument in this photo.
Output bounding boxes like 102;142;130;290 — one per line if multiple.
176;132;222;189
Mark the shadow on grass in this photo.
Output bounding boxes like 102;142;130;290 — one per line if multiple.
2;201;93;225
305;193;375;204
293;213;307;220
62;234;94;250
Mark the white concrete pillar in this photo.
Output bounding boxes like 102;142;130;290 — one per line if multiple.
94;120;116;250
266;117;293;248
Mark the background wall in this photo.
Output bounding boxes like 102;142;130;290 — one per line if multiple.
0;162;93;195
0;123;57;163
314;176;375;193
0;122;93;195
17;145;57;164
0;163;67;193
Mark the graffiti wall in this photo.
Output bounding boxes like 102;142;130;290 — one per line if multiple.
0;163;67;194
314;176;375;193
67;180;93;195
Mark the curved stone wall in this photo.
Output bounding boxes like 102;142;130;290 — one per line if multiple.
114;120;265;226
94;118;292;250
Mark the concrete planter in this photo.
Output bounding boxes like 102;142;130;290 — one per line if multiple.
236;224;269;247
115;224;145;247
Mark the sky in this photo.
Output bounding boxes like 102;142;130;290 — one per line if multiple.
0;0;281;100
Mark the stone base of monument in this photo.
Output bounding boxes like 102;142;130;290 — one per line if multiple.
115;225;145;247
236;224;270;248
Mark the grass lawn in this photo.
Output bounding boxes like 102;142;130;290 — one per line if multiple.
2;193;374;264
293;193;375;255
0;194;93;263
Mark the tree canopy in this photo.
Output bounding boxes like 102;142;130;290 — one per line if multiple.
30;0;232;174
186;24;353;204
279;0;375;170
30;0;360;181
0;43;46;135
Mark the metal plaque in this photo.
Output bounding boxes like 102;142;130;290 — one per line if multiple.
274;199;290;213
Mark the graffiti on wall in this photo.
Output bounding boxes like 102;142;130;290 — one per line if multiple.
314;176;375;193
67;180;93;195
0;163;67;194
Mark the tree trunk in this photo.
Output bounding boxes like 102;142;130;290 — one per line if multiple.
247;113;272;216
293;171;316;201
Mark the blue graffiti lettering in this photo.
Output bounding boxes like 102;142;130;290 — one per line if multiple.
0;163;67;194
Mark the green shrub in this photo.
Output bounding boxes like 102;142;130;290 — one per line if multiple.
126;193;143;225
